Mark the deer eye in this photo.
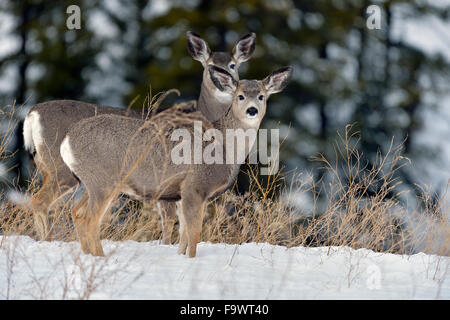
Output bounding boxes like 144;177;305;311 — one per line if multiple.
258;95;264;101
238;95;245;100
230;64;235;70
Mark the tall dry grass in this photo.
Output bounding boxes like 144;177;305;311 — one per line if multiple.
0;104;448;258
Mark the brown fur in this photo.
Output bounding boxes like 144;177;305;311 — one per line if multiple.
24;32;257;243
63;66;292;257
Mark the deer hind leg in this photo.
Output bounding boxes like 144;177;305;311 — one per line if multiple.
179;189;206;258
72;189;114;256
156;201;177;245
47;175;79;239
29;171;57;240
71;192;90;253
29;159;78;240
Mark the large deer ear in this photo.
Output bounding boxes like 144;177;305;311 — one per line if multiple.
187;31;211;65
208;66;237;94
232;33;256;65
262;66;293;96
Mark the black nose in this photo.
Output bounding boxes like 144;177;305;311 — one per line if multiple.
246;107;258;117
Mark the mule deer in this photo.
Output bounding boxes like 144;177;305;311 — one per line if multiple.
23;31;256;242
60;65;292;257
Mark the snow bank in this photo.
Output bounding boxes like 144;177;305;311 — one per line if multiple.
0;236;448;299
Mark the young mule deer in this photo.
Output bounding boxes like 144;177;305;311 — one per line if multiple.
23;31;256;242
60;65;292;257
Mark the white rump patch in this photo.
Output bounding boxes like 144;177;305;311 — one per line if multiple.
214;89;233;104
23;111;43;153
60;136;77;171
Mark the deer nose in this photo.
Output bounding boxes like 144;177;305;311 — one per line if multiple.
246;107;258;118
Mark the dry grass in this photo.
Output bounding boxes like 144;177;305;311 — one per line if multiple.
0;101;449;300
0;105;448;259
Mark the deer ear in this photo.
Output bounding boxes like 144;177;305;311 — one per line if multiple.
187;31;211;65
208;66;237;94
232;33;256;65
262;66;293;96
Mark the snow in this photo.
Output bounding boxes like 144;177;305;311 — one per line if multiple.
0;236;448;300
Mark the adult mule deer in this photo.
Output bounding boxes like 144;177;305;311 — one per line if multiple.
60;65;292;257
23;31;256;242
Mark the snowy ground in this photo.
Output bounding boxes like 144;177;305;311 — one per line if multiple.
0;236;448;300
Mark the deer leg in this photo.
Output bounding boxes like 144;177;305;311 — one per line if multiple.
30;158;79;240
73;206;104;256
177;210;188;255
72;190;113;256
71;193;90;253
180;189;206;258
29;172;57;240
157;201;177;244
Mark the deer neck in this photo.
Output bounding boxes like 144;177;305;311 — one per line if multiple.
197;82;232;123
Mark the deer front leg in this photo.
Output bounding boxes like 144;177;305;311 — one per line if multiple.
157;201;177;244
179;189;206;258
177;211;188;255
